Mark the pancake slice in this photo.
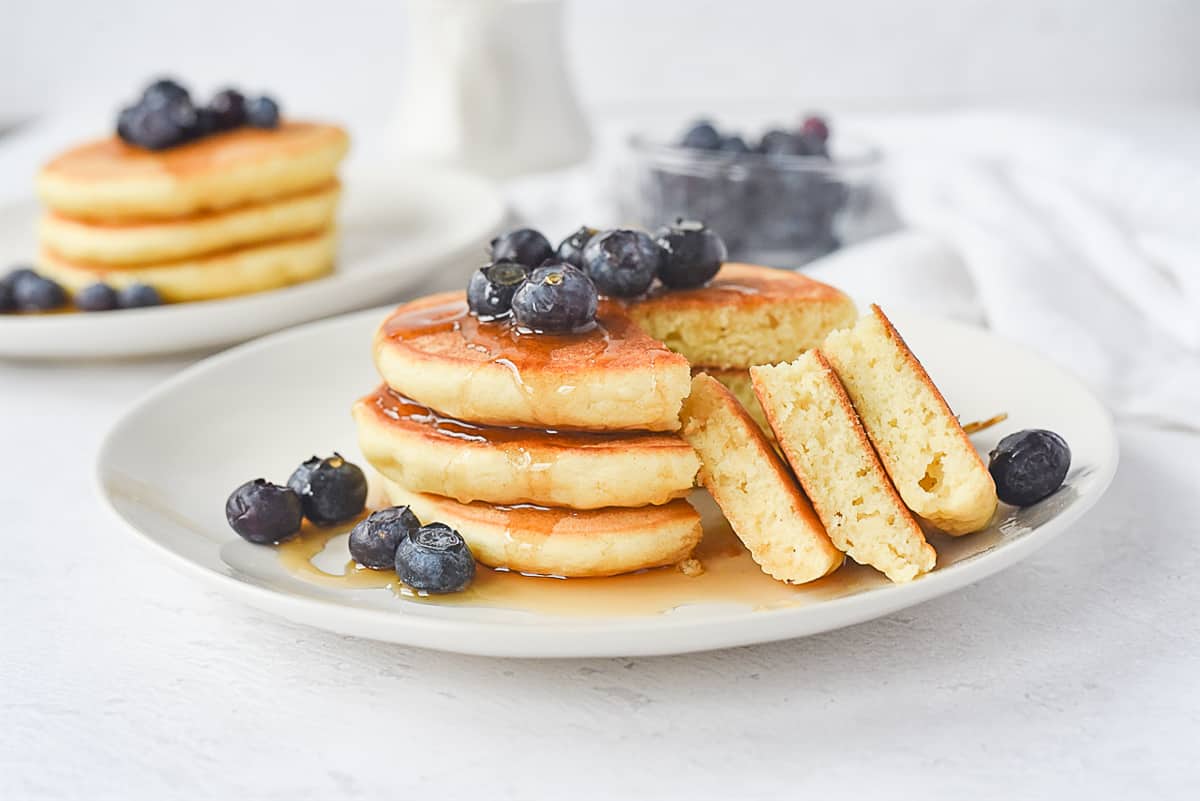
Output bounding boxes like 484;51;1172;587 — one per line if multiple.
39;182;340;266
381;478;702;578
821;305;998;535
353;386;699;509
629;263;856;368
698;367;772;437
679;373;843;584
38;228;335;302
751;352;936;583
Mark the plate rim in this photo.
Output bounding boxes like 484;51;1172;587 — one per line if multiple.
94;306;1120;658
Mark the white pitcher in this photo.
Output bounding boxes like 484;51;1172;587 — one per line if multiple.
393;0;592;178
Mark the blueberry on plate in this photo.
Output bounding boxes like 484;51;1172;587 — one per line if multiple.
718;135;750;154
656;220;727;289
349;506;421;569
679;120;721;150
759;128;810;157
510;262;598;332
395;522;476;594
2;266;38;288
0;281;14;312
141;78;190;109
119;99;195;150
75;282;119;312
117;283;163;309
208;88;246;130
490;228;554;268
14;275;68;311
287;453;368;525
989;429;1071;507
225;479;304;544
555;226;597;270
245;96;281;129
581;228;664;298
467;261;528;320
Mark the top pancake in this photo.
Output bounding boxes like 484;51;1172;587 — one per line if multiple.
373;292;693;431
37;122;349;222
629;263;856;369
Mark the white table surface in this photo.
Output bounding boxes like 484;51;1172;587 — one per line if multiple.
3;345;1199;800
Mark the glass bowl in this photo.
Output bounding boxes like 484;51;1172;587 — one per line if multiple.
620;134;885;267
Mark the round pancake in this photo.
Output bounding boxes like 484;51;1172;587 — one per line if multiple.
39;182;339;266
373;292;693;432
354;386;700;509
37;122;349;222
381;478;703;578
38;228;335;302
629;263;857;369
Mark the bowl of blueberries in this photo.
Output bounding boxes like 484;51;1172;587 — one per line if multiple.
623;116;884;267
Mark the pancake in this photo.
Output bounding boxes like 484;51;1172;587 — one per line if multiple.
37;122;349;222
381;478;703;578
698;367;772;437
821;305;998;534
629;263;856;369
39;182;339;266
373;292;693;432
680;374;843;584
353;386;700;509
38;228;335;302
751;352;936;583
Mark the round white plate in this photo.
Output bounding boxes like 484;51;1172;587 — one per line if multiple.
0;165;504;359
97;307;1118;658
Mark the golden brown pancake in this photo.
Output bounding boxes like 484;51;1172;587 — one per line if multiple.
37;122;349;222
353;386;700;509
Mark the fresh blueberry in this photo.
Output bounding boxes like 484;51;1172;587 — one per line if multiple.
14;275;67;311
467;261;528;320
349;506;421;569
75;282;119;312
191;107;219;138
679;120;721;150
395;522;476;594
116;105;142;144
287;453;368;525
3;266;37;286
245;96;281;129
225;479;304;544
117;283;163;309
0;281;13;312
989;429;1072;507
718;135;751;154
759;129;811;157
141;78;190;109
555;226;597;270
656;220;727;289
800;115;830;143
490;228;554;268
208;88;246;130
119;100;195;150
581;228;664;298
510;262;598;332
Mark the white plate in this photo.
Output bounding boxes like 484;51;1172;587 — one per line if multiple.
97;307;1118;658
0;165;504;359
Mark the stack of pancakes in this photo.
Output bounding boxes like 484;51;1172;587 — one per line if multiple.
35;122;349;302
353;263;857;578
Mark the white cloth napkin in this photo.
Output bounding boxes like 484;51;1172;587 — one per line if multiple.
807;111;1200;431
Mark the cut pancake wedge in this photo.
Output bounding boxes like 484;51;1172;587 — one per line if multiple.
679;373;842;584
381;478;702;578
821;305;997;535
751;352;936;583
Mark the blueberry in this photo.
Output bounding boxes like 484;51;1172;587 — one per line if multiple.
656;220;727;289
679;120;721;150
490;228;554;268
555;226;597;270
467;261;528;320
2;266;37;287
510;262;598;332
395;523;476;594
191;107;219;138
225;479;304;544
14;275;67;311
208;88;246;130
287;453;368;525
759;129;810;157
141;78;190;109
245;96;281;129
718;135;751;154
989;429;1071;507
116;105;142;144
120;100;194;150
349;506;421;569
581;228;664;298
117;283;163;309
0;281;13;312
800;115;830;143
75;282;119;312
